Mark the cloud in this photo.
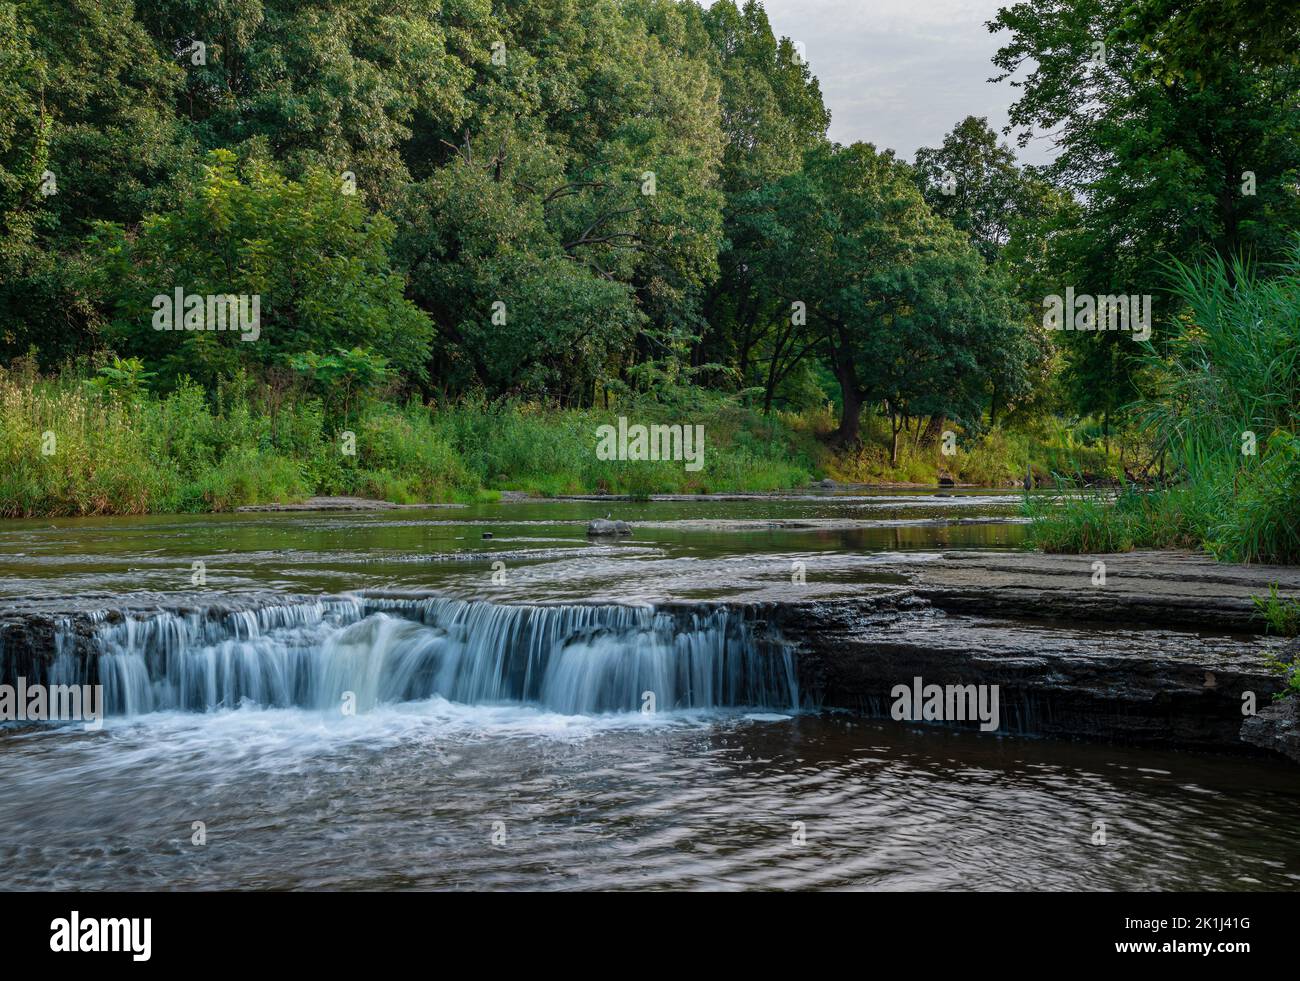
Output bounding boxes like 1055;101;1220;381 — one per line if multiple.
718;0;1055;165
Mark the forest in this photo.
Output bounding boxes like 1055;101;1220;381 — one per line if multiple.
1;0;1298;562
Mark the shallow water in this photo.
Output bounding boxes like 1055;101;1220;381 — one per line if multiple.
3;706;1297;891
2;490;1297;892
0;490;1027;601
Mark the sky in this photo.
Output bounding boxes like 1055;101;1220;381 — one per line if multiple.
730;0;1055;166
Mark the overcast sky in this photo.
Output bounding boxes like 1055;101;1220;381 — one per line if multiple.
731;0;1054;166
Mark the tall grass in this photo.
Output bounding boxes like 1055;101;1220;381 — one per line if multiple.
0;368;818;515
1028;247;1300;563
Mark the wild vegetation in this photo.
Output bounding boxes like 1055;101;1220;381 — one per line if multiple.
0;0;1297;559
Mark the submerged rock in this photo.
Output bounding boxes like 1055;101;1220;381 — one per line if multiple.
587;518;633;537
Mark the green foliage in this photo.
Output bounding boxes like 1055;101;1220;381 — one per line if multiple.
289;347;391;421
990;0;1300;424
1029;247;1300;562
1115;0;1300;83
139;0;485;207
93;151;432;387
1254;583;1300;699
84;356;155;398
742;141;1033;446
188;448;309;512
1253;584;1300;638
0;367;819;515
1;0;1298;533
913;116;1026;264
1026;483;1210;554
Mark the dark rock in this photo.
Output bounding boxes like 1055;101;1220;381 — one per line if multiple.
1240;696;1300;765
906;550;1288;633
587;519;632;537
775;597;1284;751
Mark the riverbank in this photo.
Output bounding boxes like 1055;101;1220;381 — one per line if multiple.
1;370;1115;519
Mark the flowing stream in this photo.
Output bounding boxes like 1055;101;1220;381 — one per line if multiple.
2;491;1297;890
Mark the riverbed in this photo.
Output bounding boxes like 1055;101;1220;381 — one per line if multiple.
2;490;1297;891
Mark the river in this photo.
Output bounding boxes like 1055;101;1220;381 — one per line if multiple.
1;490;1297;890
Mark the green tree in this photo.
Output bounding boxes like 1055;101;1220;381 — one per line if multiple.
754;143;1031;448
395;0;726;401
990;0;1300;427
914;116;1026;264
695;0;831;402
138;0;486;208
394;127;642;402
93;150;431;387
0;0;194;365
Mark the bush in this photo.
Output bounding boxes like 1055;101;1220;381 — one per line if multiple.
1030;248;1300;563
1026;483;1210;554
189;448;309;511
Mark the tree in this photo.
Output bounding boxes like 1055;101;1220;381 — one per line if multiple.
1115;0;1300;83
395;0;727;402
0;0;194;366
395;125;643;402
913;116;1025;263
694;0;831;402
137;0;486;209
753;143;1031;448
92;150;431;388
990;0;1300;424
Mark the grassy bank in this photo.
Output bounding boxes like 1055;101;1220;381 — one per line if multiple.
0;368;824;516
0;363;1110;517
1026;250;1300;566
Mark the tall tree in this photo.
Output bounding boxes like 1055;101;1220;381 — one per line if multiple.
752;143;1031;447
695;0;831;402
0;0;193;365
990;0;1300;423
913;116;1025;264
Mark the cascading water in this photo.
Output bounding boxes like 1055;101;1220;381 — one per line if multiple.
36;596;798;717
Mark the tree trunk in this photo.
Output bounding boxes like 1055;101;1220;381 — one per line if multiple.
835;385;862;445
923;414;946;447
829;342;863;445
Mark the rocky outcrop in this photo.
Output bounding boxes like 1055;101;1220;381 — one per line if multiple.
3;548;1296;759
907;550;1299;632
1240;697;1300;765
773;597;1285;751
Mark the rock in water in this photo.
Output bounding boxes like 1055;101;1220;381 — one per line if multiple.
1240;696;1300;765
587;518;632;537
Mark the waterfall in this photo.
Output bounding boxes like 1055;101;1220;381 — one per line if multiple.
36;596;798;717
